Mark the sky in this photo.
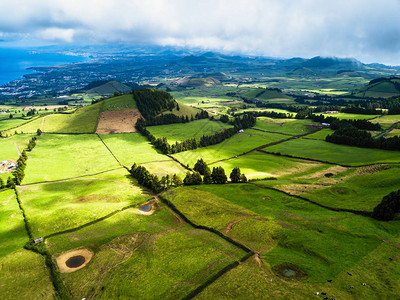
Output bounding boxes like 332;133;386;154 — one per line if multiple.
1;0;400;65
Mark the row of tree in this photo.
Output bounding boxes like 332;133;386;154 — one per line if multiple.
372;189;400;221
325;121;400;151
0;133;39;190
139;110;209;126
136;114;256;155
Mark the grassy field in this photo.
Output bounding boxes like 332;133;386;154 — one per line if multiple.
3;102;102;134
318;113;379;120
147;119;232;143
0;249;55;299
160;101;200;117
23;134;119;183
210;151;323;179
99;133;168;166
102;94;137;111
264;138;400;165
0;134;33;161
0;189;29;258
254;118;318;135
19;173;148;237
0;117;38;132
303;165;400;211
163;184;400;298
46;202;246;299
303;128;335;140
172;130;289;167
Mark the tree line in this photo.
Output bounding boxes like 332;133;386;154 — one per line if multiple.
129;159;247;194
136;113;256;155
0;132;40;190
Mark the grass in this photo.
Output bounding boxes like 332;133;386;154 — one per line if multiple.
160;101;200;117
254;118;318;135
303;165;400;211
318;113;379;120
0;118;36;132
147;119;232;143
172;130;289;167
0;249;54;299
23;134;119;183
3;102;102;134
19;174;148;237
0;189;29;258
102;94;137;111
46;202;246;299
210;151;323;179
140;160;187;176
303;128;334;140
163;184;400;298
264;138;400;166
99;133;168;166
0;134;33;162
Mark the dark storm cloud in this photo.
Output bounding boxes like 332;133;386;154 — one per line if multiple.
1;0;400;64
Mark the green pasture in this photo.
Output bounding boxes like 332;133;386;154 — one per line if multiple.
264;138;400;166
99;133;168;166
147;119;232;143
210;151;323;179
304;165;400;211
102;94;137;111
19;176;148;237
140;160;187;176
3;102;102;134
254;117;318;135
172;130;288;167
303;128;334;140
0;249;55;299
47;203;246;299
0;189;28;258
0;118;35;132
0;134;33;162
164;184;400;293
160;101;200;117
23;134;119;183
318;113;379;120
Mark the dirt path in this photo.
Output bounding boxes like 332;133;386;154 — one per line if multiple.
13;141;21;156
223;217;250;234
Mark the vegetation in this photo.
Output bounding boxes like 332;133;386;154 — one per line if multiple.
372;189;400;220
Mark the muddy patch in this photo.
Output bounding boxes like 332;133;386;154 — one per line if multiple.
96;109;142;134
300;166;348;179
55;248;94;273
273;263;307;280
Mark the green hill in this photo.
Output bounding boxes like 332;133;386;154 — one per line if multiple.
243;87;291;100
87;80;132;96
354;77;400;98
178;76;221;88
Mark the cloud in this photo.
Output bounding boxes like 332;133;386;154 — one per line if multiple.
1;0;400;64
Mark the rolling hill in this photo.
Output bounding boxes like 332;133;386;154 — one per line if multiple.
353;77;400;98
86;80;132;96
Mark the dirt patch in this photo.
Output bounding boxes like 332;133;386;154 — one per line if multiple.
355;164;391;176
220;100;241;105
76;195;97;202
300;166;348;179
96;109;142;134
55;248;94;273
0;160;17;174
223;216;250;234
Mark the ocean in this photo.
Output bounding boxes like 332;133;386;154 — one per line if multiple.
0;48;88;85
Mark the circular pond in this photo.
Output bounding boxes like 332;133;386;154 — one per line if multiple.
65;255;86;268
139;204;152;212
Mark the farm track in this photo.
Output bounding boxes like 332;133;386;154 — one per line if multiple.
375;121;400;139
12;141;21;156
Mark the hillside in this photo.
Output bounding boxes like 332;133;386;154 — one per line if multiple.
86;80;132;96
178;76;222;88
243;87;291;100
353;77;400;98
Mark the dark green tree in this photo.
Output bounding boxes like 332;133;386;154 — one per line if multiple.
0;177;4;189
194;158;207;175
203;167;213;184
211;166;227;184
230;167;241;183
240;174;248;183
